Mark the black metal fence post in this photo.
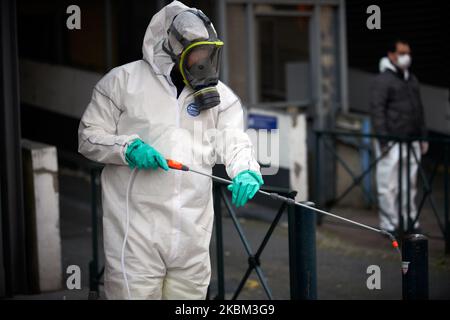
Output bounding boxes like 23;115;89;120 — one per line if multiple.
398;142;404;240
288;201;317;300
406;141;412;232
315;132;323;225
88;169;99;299
402;234;428;300
444;144;449;255
213;184;225;299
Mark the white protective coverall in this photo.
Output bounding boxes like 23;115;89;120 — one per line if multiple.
78;1;260;299
374;140;421;231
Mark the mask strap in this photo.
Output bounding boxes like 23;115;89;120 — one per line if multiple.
164;9;221;63
169;25;191;48
192;10;219;41
162;41;178;62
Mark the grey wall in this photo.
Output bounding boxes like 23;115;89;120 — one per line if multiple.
20;59;102;119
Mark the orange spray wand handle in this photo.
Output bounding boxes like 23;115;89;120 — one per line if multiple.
166;159;189;171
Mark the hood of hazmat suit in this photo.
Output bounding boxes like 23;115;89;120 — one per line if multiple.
78;1;260;300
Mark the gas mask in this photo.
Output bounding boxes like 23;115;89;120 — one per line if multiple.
164;10;224;111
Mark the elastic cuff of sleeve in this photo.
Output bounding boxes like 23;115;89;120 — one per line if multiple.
246;170;264;185
120;134;141;165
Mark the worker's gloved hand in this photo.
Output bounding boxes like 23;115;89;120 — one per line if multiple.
125;139;169;171
227;170;264;208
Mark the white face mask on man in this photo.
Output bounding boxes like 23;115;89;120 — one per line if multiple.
396;54;412;69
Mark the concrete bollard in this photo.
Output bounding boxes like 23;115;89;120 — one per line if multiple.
22;139;62;293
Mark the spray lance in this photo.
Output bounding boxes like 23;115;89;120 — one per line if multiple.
165;159;401;257
120;159;402;299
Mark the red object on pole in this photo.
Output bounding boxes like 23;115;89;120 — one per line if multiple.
166;159;189;171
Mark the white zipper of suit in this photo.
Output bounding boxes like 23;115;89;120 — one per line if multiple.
168;83;185;265
121;75;186;298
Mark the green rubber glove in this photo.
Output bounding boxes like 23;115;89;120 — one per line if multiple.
227;170;264;208
125;139;169;171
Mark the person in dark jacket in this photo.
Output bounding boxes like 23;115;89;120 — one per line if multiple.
370;40;428;234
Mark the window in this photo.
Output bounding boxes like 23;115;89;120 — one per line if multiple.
256;5;311;103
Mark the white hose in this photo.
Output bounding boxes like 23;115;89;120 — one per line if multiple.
121;167;137;299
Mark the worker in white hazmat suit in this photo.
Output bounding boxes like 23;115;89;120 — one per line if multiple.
78;1;262;299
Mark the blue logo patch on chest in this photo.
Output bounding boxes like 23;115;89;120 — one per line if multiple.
187;103;200;117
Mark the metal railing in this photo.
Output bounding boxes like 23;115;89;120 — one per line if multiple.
89;166;104;300
57;151;104;299
315;130;450;254
87;168;318;300
210;180;317;300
